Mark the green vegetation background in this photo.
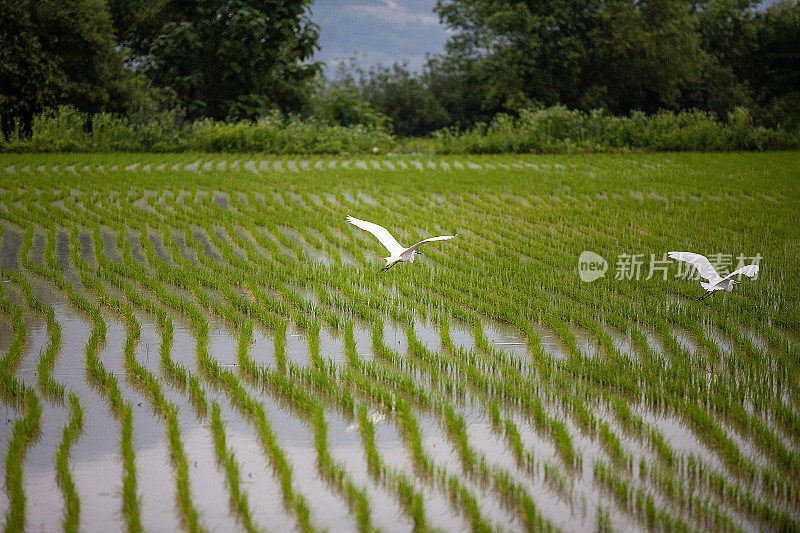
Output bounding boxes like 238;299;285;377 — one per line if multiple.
1;0;799;152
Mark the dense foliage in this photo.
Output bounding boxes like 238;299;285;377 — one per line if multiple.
1;104;797;153
426;0;800;132
1;0;798;142
1;0;319;133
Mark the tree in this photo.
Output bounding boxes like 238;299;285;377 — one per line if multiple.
740;0;800;129
433;0;731;116
0;0;130;134
357;63;450;136
140;0;321;120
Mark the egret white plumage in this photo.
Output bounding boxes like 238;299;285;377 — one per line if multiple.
668;251;759;301
346;215;457;272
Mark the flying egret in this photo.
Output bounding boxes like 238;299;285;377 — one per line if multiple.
668;251;759;301
346;215;457;272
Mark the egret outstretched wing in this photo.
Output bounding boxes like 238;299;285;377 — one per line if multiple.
722;263;759;281
668;252;722;283
405;235;458;254
347;215;404;256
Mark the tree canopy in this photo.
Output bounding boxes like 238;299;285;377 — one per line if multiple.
0;0;131;133
139;0;321;120
429;0;800;128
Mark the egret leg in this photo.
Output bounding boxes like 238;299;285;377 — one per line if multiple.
696;291;713;301
379;263;396;273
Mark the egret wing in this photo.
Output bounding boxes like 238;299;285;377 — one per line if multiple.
667;251;722;283
346;216;405;256
405;235;457;254
722;263;759;281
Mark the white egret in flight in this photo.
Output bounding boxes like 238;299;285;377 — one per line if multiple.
668;251;759;301
346;215;457;272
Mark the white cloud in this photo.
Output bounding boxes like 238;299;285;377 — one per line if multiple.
347;4;440;25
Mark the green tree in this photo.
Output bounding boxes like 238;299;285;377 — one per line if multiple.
0;0;130;134
740;0;800;129
434;0;719;116
141;0;320;120
358;63;450;136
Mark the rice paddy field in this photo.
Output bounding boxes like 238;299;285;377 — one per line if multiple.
0;151;799;532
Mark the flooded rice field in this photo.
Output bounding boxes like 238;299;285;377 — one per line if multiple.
1;152;799;531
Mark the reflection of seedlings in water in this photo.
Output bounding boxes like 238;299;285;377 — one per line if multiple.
55;231;70;269
413;316;441;352
703;324;736;356
602;323;638;359
192;227;222;263
30;232;46;266
78;232;94;266
530;322;570;361
212;192;228;209
147;232;170;263
213;226;246;262
323;226;360;265
482;318;529;358
256;226;296;262
448;318;476;353
383;321;408;354
277;226;331;266
126;231;147;266
640;325;668;358
569;324;601;359
172;230;197;265
0;226;22;270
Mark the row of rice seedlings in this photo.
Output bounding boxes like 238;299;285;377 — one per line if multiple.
212;260;496;523
69;227;204;532
611;394;797;528
77;206;308;530
441;402;555;531
302;264;587;521
418;211;792;520
0;288;42;533
198;291;375;531
332;311;538;529
10;156;792;528
209;401;258;532
247;318;432;531
1;266;85;531
593;459;690;531
96;236;315;532
3;201;144;531
91;227;209;413
71;197;320;530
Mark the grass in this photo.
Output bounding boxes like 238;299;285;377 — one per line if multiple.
0;150;798;531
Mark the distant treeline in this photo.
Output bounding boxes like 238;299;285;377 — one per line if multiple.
2;105;797;154
2;0;799;144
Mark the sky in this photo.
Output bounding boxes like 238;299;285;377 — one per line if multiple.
310;0;451;74
309;0;781;75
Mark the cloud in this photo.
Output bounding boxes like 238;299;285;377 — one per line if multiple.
351;4;440;25
312;0;449;73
